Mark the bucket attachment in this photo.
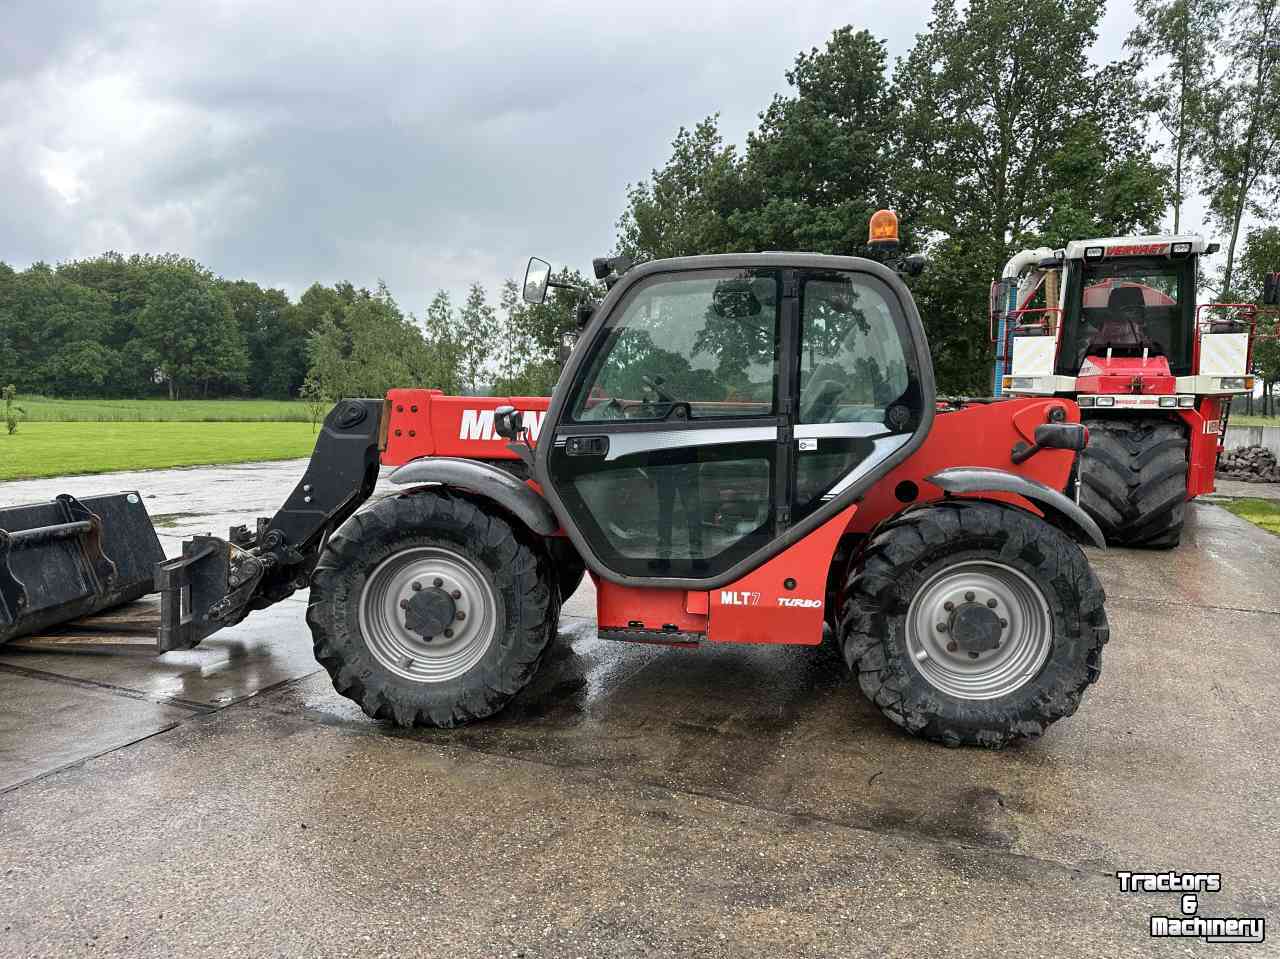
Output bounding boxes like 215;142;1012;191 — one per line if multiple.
0;492;165;647
1;397;387;656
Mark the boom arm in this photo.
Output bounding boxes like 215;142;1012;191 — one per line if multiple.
155;398;386;651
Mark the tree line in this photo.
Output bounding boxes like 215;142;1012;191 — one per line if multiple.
4;0;1279;401
0;252;587;403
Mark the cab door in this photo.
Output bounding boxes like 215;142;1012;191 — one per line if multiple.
535;257;932;587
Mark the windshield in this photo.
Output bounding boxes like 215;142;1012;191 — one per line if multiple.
1057;256;1195;375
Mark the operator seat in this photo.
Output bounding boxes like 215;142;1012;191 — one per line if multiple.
1088;285;1147;353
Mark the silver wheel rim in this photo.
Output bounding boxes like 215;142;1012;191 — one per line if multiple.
359;547;499;683
905;560;1052;700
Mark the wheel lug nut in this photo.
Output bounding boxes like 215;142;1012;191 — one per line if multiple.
444;628;454;638
412;581;423;591
433;578;443;588
943;601;955;612
967;651;979;659
456;610;466;621
946;641;958;652
399;599;409;609
1000;618;1008;628
965;591;975;602
451;589;461;600
936;623;948;633
987;599;997;608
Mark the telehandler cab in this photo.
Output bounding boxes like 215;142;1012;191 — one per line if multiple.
0;246;1110;747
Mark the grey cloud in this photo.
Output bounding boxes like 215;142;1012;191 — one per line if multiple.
9;0;1089;317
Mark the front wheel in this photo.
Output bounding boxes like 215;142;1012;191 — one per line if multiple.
839;500;1109;747
307;491;558;727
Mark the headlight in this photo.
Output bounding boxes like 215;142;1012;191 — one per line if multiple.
1095;396;1116;407
1178;395;1195;408
1219;377;1252;390
1158;396;1177;407
1078;396;1096;407
1008;377;1037;390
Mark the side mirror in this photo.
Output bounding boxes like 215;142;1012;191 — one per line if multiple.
898;254;928;277
493;405;524;441
523;258;551;305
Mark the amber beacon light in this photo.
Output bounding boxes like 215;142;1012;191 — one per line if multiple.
868;209;900;251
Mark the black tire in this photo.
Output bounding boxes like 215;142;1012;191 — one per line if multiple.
307;490;558;727
1078;416;1188;548
839;500;1109;748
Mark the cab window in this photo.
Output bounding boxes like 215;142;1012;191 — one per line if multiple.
570;270;779;422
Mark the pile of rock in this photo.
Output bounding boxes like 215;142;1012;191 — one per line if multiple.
1217;445;1280;483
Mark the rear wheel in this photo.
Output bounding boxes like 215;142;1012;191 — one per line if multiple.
839;500;1109;747
1078;416;1188;548
307;491;558;727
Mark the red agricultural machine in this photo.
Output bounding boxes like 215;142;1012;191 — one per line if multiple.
992;234;1261;547
1;250;1111;747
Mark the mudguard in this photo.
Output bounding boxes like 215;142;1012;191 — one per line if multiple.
387;457;559;537
927;467;1106;549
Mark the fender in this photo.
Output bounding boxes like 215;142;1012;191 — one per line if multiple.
927;467;1106;549
387;457;559;537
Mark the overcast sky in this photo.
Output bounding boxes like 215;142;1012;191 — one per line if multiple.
1;0;1145;317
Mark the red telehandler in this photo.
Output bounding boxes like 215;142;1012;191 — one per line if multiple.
0;247;1110;747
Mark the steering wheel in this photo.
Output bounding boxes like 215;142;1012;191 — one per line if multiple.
642;375;676;404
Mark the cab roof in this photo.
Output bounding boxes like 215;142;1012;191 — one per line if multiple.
1062;235;1212;260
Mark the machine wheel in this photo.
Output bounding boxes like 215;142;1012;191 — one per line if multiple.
307;490;558;727
839;500;1109;748
1078;417;1189;548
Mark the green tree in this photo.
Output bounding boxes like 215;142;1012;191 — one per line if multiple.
421;291;464;395
731;27;901;254
0;263;119;395
303;283;436;401
136;258;248;399
222;280;303;397
1198;0;1280;296
1127;0;1224;232
456;283;499;393
617;118;745;261
894;0;1168;389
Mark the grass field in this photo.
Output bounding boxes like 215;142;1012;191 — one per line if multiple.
14;396;308;422
1230;414;1280;427
0;422;315;481
1220;497;1280;536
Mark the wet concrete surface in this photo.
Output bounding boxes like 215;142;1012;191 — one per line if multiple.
1;462;1278;956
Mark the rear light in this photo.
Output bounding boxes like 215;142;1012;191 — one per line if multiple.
1078;396;1095;407
1084;246;1105;261
1170;242;1192;257
1158;396;1177;408
1178;396;1195;408
1095;396;1116;407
